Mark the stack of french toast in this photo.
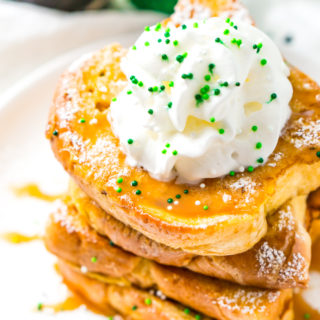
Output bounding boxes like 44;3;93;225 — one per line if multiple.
44;0;320;319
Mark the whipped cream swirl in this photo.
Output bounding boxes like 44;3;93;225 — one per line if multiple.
109;18;293;183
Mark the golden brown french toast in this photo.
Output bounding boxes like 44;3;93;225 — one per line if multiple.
68;181;311;289
46;0;320;256
58;260;210;320
45;205;293;320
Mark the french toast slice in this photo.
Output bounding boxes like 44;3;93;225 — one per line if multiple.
58;260;294;320
68;181;311;289
46;204;293;320
46;0;320;255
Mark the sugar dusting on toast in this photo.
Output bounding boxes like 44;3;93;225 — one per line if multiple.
290;118;320;148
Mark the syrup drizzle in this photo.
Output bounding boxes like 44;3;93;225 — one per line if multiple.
12;183;62;202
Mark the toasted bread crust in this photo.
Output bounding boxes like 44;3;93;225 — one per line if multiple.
67;181;311;289
46;209;292;320
46;1;320;255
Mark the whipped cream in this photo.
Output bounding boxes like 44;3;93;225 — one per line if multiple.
109;17;293;183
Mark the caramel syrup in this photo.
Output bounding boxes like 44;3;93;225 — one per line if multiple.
0;232;41;244
12;183;62;202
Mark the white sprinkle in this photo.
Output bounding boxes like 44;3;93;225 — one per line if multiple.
89;118;98;125
195;200;201;206
167;205;173;210
239;166;245;172
174;200;179;205
80;266;88;274
222;193;232;203
200;183;206;188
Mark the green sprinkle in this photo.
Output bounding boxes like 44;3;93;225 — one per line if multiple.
116;187;122;193
173;40;179;46
204;74;211;81
202;93;209;100
138;81;144;87
184;308;191;314
200;85;209;94
182;73;193;80
215;37;223;44
230;21;234;26
220;81;229;87
316;151;320;158
183;189;189;194
214;88;221;95
160;85;165;91
219;128;225;134
91;256;97;263
109;240;115;246
176;55;185;63
164;31;170;38
131;180;138;187
182;24;187;30
169;81;174;87
153;86;159;92
303;313;311;319
127;139;134;144
168;102;173;108
132;45;136;50
252;125;258;132
234;25;238;30
165;143;170;148
247;166;254;172
127;90;132;95
145;298;152;306
256;142;262;149
210;117;215;123
203;205;209;210
148;87;153;92
229;171;235;176
167;198;173;204
112;97;117;102
53;130;58;136
132;305;138;311
155;23;162;31
37;303;43;311
162;54;169;61
148;109;154;115
165;39;170;44
176;194;181;199
224;29;230;35
235;82;241;86
226;18;231;23
257;157;264;164
117;177;123;184
158;38;162;43
172;150;178;156
269;93;277;101
209;63;215;73
193;22;199;28
144;41;150;47
162;149;167;154
136;190;142;195
260;59;267;66
145;26;150;31
195;315;202;320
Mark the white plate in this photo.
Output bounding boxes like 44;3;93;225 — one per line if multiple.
0;33;138;320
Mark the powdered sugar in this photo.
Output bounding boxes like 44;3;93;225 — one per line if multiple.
290;118;320;148
256;242;286;276
279;252;306;284
215;288;281;314
276;205;294;232
229;177;257;203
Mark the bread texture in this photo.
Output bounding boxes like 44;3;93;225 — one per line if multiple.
67;181;311;289
45;205;293;320
46;0;320;256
